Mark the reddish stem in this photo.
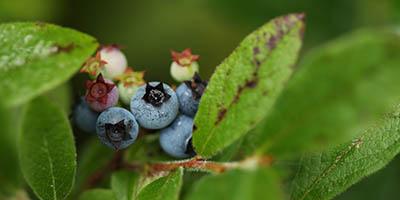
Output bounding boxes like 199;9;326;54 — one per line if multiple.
148;156;227;173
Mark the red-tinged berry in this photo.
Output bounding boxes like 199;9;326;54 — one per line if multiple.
85;74;119;112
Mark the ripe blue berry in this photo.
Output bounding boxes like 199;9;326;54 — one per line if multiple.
159;115;195;158
176;73;207;117
72;97;99;133
85;74;119;112
96;107;139;150
130;82;179;129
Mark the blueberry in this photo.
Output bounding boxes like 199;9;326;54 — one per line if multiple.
85;74;119;112
176;73;207;117
72;97;99;133
96;107;139;150
130;82;179;129
159;115;196;158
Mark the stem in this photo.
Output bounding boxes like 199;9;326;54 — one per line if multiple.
148;156;228;173
147;155;273;174
84;152;273;188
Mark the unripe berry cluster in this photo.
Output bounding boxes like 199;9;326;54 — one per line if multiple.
73;46;206;158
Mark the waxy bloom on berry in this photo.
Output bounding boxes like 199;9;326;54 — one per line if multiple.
85;74;119;112
170;48;200;82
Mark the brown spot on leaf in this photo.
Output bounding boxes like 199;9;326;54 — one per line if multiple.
267;35;278;50
193;125;197;131
55;43;75;53
253;58;261;68
253;47;260;55
215;108;227;125
233;78;258;103
245;79;258;88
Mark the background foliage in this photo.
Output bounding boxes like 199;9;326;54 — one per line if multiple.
1;1;400;200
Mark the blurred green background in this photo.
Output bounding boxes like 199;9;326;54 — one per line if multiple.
1;0;399;82
1;0;400;199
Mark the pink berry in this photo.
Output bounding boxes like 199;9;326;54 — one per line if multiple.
85;74;119;112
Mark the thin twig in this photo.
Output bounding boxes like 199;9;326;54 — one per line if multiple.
84;152;273;189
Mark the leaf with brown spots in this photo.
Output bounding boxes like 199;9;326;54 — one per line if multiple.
249;29;400;157
192;13;305;157
0;22;98;107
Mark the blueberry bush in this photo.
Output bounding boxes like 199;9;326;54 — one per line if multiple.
1;13;400;200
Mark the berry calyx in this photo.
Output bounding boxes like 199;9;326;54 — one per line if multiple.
184;73;208;100
85;74;119;112
116;68;145;87
142;82;171;107
80;52;107;76
171;48;199;67
85;74;115;104
105;119;134;149
96;107;139;150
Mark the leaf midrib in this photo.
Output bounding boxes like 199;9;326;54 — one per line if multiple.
43;135;57;200
293;124;400;200
197;24;301;155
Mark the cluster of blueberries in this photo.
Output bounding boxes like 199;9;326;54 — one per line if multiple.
73;45;206;158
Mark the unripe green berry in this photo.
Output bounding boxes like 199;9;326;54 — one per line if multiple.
170;61;199;82
170;48;200;82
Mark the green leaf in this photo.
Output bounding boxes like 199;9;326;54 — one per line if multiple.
186;168;284;200
79;189;116;200
0;106;22;196
290;104;400;200
71;139;114;198
111;171;140;200
253;28;400;156
193;13;305;157
19;97;76;200
0;22;98;108
336;155;400;200
137;168;183;200
44;83;72;113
